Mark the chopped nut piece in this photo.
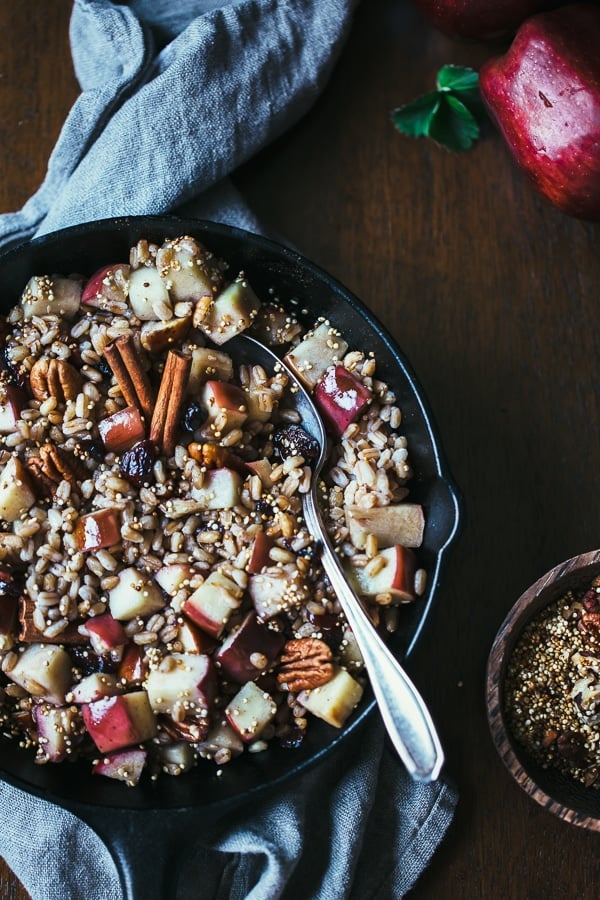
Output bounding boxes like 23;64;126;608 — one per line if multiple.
277;637;334;692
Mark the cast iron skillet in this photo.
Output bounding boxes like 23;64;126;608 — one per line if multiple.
0;217;462;898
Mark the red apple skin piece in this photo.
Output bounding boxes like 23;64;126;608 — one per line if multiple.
215;612;286;683
98;405;146;452
118;643;148;686
82;692;157;753
84;613;127;653
81;264;130;306
480;4;600;221
314;366;372;438
74;508;120;552
92;747;147;785
0;385;27;434
409;0;552;39
247;531;275;575
177;619;218;655
0;587;18;644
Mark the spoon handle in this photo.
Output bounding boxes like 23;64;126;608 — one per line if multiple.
303;491;444;782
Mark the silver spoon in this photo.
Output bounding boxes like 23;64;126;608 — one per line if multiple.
228;333;445;782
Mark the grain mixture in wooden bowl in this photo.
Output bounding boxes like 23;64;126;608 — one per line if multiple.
0;235;426;785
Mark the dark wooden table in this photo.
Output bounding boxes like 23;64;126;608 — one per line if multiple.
1;1;599;897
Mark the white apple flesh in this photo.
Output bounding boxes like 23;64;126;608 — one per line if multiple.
146;652;217;716
345;503;425;550
0;457;36;522
297;666;363;728
284;322;349;390
194;278;261;345
68;672;121;704
349;544;417;601
81;264;130;308
108;567;166;620
128;265;173;320
182;570;243;638
34;704;83;763
225;681;277;743
8;643;72;705
0;385;26;435
21;275;82;320
199;380;248;435
189;467;242;510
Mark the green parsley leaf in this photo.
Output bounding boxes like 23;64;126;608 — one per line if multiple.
391;93;440;139
391;65;485;152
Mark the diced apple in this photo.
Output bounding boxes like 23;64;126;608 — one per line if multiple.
0;578;19;651
345;504;425;550
128;265;172;320
118;642;148;686
349;545;417;602
108;567;166;621
182;570;243;638
197;719;244;759
154;563;195;597
0;385;26;434
225;681;277;743
98;405;146;452
68;672;121;704
21;275;81;320
189;467;241;510
8;643;72;705
194;278;261;345
92;747;147;785
140;316;192;354
156;741;195;775
81;264;130;309
82;691;157;753
34;703;83;763
246;458;275;490
82;613;127;654
177;619;217;655
146;652;217;716
298;666;363;728
249;568;309;621
187;347;234;397
0;457;36;522
339;627;364;673
74;508;121;553
284;322;348;390
199;380;248;435
247;531;275;575
215;612;285;684
314;365;372;437
250;304;303;346
156;235;222;304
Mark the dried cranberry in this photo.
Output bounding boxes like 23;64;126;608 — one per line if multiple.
182;401;207;433
0;567;24;603
272;424;319;464
69;646;117;676
96;356;113;379
0;345;26;389
255;499;274;520
308;610;344;652
76;436;106;462
120;439;156;486
279;725;306;749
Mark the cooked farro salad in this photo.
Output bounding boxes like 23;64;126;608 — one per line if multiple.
0;235;425;785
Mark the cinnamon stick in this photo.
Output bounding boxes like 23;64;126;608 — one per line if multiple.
150;349;192;457
103;334;155;423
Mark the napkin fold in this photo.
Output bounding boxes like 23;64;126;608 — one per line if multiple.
0;2;458;897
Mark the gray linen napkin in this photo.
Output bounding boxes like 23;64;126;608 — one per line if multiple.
0;2;458;897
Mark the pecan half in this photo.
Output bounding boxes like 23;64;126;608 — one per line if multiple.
277;637;334;692
30;357;83;402
187;441;248;475
26;444;87;497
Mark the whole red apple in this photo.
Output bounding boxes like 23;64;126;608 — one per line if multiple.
479;3;600;221
409;0;553;39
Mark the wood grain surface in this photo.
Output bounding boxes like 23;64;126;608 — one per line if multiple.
1;0;600;897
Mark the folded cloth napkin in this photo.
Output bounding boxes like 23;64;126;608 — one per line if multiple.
0;2;458;897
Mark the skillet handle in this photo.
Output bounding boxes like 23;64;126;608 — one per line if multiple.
74;806;194;900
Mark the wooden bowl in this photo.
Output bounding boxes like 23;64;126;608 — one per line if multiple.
486;548;600;830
